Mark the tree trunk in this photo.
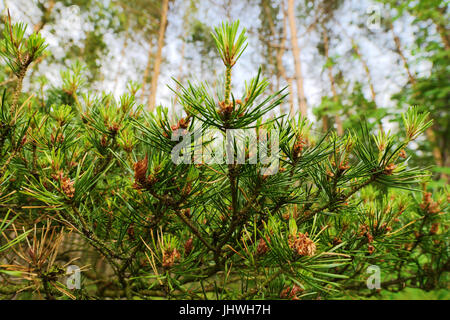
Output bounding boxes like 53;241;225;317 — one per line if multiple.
350;39;383;133
287;0;307;117
390;23;416;85
391;22;446;182
279;1;294;115
322;27;343;136
261;0;291;115
261;1;277;96
432;7;450;51
435;22;450;50
34;0;56;33
173;33;186;115
147;0;170;112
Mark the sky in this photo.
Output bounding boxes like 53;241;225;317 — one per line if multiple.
0;0;435;125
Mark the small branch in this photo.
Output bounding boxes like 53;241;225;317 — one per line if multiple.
173;208;216;252
300;174;378;223
239;269;283;299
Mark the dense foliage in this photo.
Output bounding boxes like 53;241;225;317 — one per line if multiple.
0;9;448;300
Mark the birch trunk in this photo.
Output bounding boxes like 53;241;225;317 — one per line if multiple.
287;0;307;117
147;0;170;111
279;1;295;116
322;27;343;135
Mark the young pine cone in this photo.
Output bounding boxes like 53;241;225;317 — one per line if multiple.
288;232;316;257
256;237;270;256
133;155;148;187
162;248;181;268
184;238;193;256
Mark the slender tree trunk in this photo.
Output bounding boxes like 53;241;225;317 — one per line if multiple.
435;23;450;50
34;0;55;33
262;0;290;115
173;32;186;115
350;39;383;133
261;1;276;96
390;23;416;85
425;128;446;177
390;23;446;182
322;27;343;136
432;7;450;51
322;110;329;132
147;0;170;111
279;1;294;116
351;41;376;100
287;0;307;117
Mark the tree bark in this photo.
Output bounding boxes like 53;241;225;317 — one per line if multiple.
173;33;186;115
261;0;291;115
435;22;450;51
147;0;170;112
350;38;383;133
430;7;449;51
322;26;343;135
390;23;416;85
34;0;55;33
390;22;446;182
287;0;307;117
261;0;277;96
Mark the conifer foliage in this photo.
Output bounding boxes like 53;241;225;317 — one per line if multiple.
0;17;447;300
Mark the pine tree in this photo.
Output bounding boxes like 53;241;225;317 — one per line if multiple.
0;17;447;300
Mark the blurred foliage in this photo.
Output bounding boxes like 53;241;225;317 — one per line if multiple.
0;0;448;301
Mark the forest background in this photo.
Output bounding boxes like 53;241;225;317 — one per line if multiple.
0;0;448;300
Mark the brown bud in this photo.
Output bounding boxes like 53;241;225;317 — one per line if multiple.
162;248;181;268
289;284;304;298
181;208;191;218
256;238;269;256
280;286;291;299
383;163;397;175
292;135;307;160
339;161;350;171
61;174;75;198
288;232;316;257
430;223;439;235
127;224;135;240
182;182;192;195
280;284;304;300
332;237;342;246
100;135;108;147
184;238;193;256
109;122;120;133
178;117;190;129
133;155;148;187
